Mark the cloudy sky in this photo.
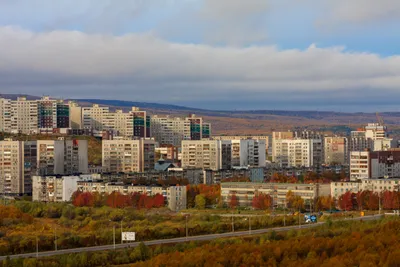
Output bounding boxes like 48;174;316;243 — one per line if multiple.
0;0;400;111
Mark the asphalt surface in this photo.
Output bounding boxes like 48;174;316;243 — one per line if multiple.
0;214;383;261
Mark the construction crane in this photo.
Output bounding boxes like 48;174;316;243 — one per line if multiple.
376;112;385;126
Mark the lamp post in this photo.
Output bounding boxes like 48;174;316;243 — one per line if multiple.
249;216;251;235
185;215;188;240
54;226;57;251
120;220;123;244
231;213;234;232
113;225;116;250
298;207;301;229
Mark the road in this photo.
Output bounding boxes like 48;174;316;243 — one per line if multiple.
0;214;383;261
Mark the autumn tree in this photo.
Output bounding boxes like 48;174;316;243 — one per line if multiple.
252;193;272;210
153;194;165;208
229;194;238;209
338;191;354;211
195;194;206;209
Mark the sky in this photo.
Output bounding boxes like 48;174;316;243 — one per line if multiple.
0;0;400;112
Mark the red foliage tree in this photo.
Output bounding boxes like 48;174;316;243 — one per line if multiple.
72;191;94;207
153;194;165;208
252;193;272;210
338;191;354;211
229;194;238;209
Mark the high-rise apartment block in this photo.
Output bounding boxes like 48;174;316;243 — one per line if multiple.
0;139;37;195
102;138;156;173
212;135;269;156
202;123;211;138
32;175;80;202
37;139;88;175
350;151;370;180
273;139;313;168
324;137;348;165
231;139;266;167
0;96;70;134
350;123;391;152
181;140;232;170
151;116;191;146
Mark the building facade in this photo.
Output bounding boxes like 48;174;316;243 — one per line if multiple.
349;151;370;180
32;175;80;202
181;140;232;171
150;115;191;147
221;182;330;207
324;137;348;166
273;139;313;168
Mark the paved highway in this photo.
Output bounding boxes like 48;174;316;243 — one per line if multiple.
0;214;383;261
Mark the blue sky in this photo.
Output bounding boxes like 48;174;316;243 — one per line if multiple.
0;0;400;111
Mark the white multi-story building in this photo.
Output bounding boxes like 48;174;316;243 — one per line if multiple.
32;175;81;202
181;140;231;170
212;135;269;156
82;104;110;131
151;115;191;147
350;123;389;152
10;97;38;134
324;137;348;165
350;151;370;181
37;138;88;175
102;138;156;173
231;139;266;167
273;139;313;168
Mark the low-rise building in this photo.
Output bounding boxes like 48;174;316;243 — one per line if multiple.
331;178;400;198
32;175;81;202
221;182;330;207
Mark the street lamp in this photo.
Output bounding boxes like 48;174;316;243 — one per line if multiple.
231;212;234;232
120;219;123;245
185;215;189;240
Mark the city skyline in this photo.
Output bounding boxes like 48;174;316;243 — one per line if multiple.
0;1;400;111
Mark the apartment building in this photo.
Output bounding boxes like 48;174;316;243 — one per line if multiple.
82;104;110;131
331;179;400;198
151;115;191;146
370;150;400;178
350;123;389;152
32;175;80;202
221;182;330;207
0;139;37;195
324;137;348;165
37;96;70;130
102;138;156;173
187;114;203;140
181;140;232;171
212;135;269;155
37;139;88;176
77;180;186;211
69;101;82;129
273;139;313;168
350;151;370;180
202;123;211;138
231;139;266;167
10;97;38;134
0;98;11;132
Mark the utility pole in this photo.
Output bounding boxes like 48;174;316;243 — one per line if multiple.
231;213;234;232
120;220;123;244
379;193;381;215
36;236;39;258
284;200;286;227
249;216;251;235
298;207;301;229
54;226;57;251
113;225;116;250
185;215;188;240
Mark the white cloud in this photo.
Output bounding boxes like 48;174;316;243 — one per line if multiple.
1;26;400;108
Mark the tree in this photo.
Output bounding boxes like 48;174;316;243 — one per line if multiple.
153;194;165;208
195;194;206;210
229;194;238;209
252;193;272;210
338;191;354;211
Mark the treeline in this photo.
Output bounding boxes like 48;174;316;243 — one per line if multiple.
339;190;400;211
72;191;165;209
